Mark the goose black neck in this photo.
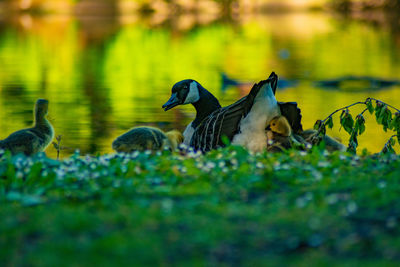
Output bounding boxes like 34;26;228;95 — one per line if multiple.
34;111;45;126
192;86;221;127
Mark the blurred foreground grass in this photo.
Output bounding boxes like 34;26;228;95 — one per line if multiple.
1;146;400;266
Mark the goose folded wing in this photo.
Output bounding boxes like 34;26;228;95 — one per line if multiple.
190;80;268;152
278;102;303;134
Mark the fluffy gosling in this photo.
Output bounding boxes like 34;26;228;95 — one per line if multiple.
0;99;54;155
266;116;293;152
112;126;183;153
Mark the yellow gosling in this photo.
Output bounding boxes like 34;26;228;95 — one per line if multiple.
269;116;292;137
165;130;184;150
266;116;292;151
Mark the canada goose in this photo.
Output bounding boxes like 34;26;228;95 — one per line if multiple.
112;126;183;152
0;99;54;155
163;78;222;147
163;72;302;152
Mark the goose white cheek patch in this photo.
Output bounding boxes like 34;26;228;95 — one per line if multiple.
184;81;200;104
232;83;280;152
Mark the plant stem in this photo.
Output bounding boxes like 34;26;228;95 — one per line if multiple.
360;108;369;115
322;102;366;123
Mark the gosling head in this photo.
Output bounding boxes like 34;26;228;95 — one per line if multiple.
35;99;49;118
269;116;292;137
165;130;184;149
162;80;201;111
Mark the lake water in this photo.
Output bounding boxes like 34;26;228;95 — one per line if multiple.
1;12;400;158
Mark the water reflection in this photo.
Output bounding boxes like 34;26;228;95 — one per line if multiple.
314;76;400;92
221;72;298;93
1;12;400;157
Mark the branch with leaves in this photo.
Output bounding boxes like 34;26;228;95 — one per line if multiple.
314;98;400;154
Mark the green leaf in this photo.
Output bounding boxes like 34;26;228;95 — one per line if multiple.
340;109;347;121
356;114;365;135
375;102;383;122
366;98;374;114
325;116;334;129
320;124;326;136
378;105;386;124
390;114;400;130
314;120;323;130
341;113;354;135
359;124;365;135
378;106;392;131
390;137;396;146
347;140;357;153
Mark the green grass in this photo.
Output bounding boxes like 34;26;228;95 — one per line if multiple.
1;146;400;266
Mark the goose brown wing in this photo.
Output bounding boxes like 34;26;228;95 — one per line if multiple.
190;79;269;152
278;102;303;134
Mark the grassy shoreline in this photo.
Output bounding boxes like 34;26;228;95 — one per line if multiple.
1;146;400;265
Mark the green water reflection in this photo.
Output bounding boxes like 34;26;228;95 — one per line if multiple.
1;13;400;157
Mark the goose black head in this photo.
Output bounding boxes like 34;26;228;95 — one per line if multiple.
35;99;49;117
163;79;201;111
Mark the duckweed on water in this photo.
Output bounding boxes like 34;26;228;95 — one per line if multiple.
1;146;400;266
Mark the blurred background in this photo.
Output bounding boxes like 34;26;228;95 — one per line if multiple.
1;0;400;157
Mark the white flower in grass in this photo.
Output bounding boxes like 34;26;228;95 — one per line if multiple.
346;201;358;214
132;151;139;158
256;162;264;169
230;158;238;166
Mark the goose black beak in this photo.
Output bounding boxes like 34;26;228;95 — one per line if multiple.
268;72;278;95
162;92;180;111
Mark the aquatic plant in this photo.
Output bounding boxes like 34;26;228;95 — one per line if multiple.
52;135;68;160
314;97;400;153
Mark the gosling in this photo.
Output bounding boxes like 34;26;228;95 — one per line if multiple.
165;130;184;150
0;99;54;155
265;116;347;152
266;116;293;151
112;126;183;153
